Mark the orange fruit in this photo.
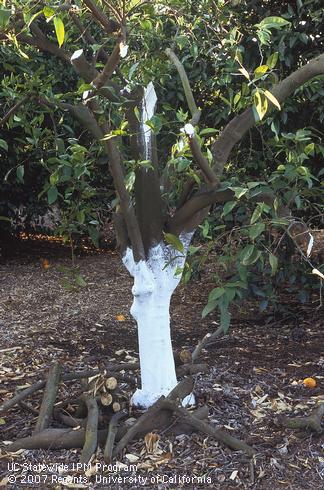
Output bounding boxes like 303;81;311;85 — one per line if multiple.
303;377;317;388
41;259;50;270
116;314;126;321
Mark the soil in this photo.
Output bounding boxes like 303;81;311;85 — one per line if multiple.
0;235;323;489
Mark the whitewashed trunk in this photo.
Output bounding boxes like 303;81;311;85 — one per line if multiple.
123;235;194;408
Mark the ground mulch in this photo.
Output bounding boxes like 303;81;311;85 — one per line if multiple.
0;235;323;489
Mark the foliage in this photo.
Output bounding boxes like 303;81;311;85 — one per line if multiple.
0;0;323;331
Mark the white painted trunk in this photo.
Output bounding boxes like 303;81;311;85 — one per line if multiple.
123;235;194;408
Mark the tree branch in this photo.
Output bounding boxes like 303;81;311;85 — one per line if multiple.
0;95;30;127
168;187;234;235
165;48;218;184
165;48;201;124
92;31;125;90
211;53;324;176
82;0;120;34
125;85;164;252
104;136;145;261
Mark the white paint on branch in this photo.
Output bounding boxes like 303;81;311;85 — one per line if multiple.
71;49;84;61
307;233;314;257
123;233;195;408
140;82;157;160
181;123;195;136
119;42;128;58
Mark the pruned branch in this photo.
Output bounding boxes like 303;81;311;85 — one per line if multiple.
80;395;99;464
166;48;218;185
125;84;164;252
279;403;324;433
165;48;201;124
83;0;120;34
188;136;219;184
191;326;224;363
163;400;255;456
34;362;61;434
92;37;124;90
70;49;98;83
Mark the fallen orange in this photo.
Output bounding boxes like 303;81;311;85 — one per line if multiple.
116;314;126;321
303;377;317;388
41;259;51;270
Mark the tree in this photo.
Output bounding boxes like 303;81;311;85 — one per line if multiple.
1;0;323;407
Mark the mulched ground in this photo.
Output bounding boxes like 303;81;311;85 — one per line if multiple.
0;235;323;489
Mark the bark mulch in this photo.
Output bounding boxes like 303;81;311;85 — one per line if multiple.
0;235;323;489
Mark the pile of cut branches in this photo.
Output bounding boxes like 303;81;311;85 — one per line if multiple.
0;358;255;462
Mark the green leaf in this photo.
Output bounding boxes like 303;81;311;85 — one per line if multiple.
266;52;279;69
226;281;247;288
43;6;55;18
238;67;250;80
77;83;92;94
0;139;8;151
176;35;189;49
240;245;261;266
47;186;58;205
134;106;140;121
225;287;236;302
208;287;225;302
199;128;218;136
264;90;281;110
229;187;248;199
88;226;99;247
253;90;268;121
269;253;278;276
240;244;255;265
221;200;237;217
202;300;217;318
16;165;24;183
164;233;184;253
0;8;11;28
140;19;152;30
254;65;269;78
145;115;162;135
75;274;87;287
250;204;262;224
259;16;291;29
53;17;65;47
249;222;265;240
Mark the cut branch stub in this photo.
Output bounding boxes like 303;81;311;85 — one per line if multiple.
80;395;99;464
34;362;61;434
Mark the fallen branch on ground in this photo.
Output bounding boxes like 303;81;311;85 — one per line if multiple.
0;366;140;413
104;410;128;463
4;363;254;459
34;362;61;434
80;395;99;464
279;403;324;433
191;325;224;363
163;399;255;456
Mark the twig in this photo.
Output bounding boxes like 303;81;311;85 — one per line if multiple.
191;325;223;363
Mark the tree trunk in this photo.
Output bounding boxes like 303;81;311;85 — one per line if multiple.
123;234;194;408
